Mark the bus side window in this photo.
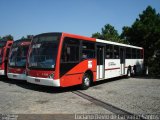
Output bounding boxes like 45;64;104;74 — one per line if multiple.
126;47;132;59
60;37;80;77
106;44;113;59
82;41;95;59
61;37;80;63
113;45;119;59
132;48;137;59
137;49;141;59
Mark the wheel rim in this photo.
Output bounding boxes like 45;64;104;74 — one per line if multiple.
84;77;90;86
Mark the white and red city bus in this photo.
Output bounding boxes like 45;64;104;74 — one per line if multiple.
26;32;143;89
0;39;13;76
7;39;31;80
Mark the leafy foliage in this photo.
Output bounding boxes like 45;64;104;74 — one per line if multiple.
21;35;34;40
2;35;14;40
121;6;160;76
92;24;128;44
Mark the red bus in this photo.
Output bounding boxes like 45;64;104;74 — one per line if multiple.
7;39;31;80
0;39;13;76
26;32;143;89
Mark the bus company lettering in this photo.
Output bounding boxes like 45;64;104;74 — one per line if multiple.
108;62;116;66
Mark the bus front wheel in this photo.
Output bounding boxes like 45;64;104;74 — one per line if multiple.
81;73;91;90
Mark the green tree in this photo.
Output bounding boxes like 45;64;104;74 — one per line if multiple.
92;32;102;39
121;6;160;76
21;36;26;39
3;35;14;40
21;35;34;40
92;24;127;44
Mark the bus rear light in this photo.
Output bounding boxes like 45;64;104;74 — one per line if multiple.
48;73;54;79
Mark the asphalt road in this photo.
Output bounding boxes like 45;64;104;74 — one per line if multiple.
0;76;160;119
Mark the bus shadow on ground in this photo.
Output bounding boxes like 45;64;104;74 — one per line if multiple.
132;75;160;79
0;76;129;94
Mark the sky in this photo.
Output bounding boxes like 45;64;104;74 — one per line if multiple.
0;0;160;40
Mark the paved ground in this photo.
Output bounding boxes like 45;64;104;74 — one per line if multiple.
0;76;160;117
81;77;160;115
0;78;110;114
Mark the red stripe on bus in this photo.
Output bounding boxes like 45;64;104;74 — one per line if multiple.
105;67;120;70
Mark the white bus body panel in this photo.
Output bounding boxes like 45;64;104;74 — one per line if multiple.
0;70;5;75
27;76;60;87
96;39;143;80
7;73;27;80
96;65;104;79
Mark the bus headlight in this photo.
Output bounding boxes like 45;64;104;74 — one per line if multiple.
48;73;54;79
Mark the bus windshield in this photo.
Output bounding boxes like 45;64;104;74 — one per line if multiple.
28;35;59;69
9;45;29;67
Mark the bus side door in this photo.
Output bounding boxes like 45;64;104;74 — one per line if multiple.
120;47;125;75
96;45;105;79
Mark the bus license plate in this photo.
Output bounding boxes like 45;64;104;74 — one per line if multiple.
13;75;17;77
35;79;40;82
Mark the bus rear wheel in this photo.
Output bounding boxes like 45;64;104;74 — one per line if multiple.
81;73;91;90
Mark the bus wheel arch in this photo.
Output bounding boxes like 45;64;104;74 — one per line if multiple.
80;70;93;90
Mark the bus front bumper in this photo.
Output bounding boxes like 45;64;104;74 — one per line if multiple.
26;76;60;87
0;70;5;75
7;73;26;80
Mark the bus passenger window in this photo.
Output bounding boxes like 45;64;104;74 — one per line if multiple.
126;47;132;59
137;49;141;59
113;45;119;59
82;41;95;59
132;48;137;59
60;37;80;77
61;37;80;63
106;44;113;59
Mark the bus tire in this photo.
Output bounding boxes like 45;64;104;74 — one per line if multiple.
81;73;91;90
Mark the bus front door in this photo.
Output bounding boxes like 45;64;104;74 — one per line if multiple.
120;47;125;75
96;46;105;79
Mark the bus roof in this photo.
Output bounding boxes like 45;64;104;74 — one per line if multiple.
14;38;31;43
32;32;143;49
96;39;143;49
62;32;143;49
12;39;31;47
33;32;62;38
